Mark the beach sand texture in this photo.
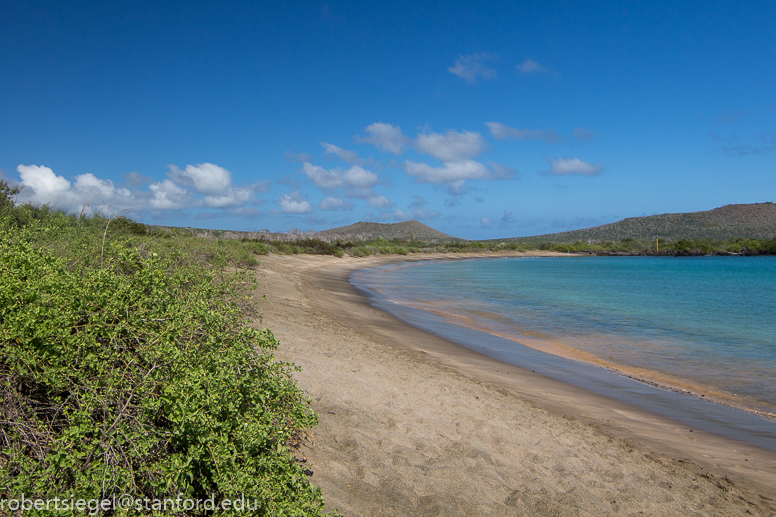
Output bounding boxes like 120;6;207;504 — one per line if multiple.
255;253;776;516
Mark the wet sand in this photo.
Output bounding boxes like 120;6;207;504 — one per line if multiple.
254;252;776;516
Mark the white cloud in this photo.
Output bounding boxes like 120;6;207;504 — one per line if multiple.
168;163;231;196
301;162;389;209
166;162;267;209
480;217;492;228
366;194;391;208
149;180;191;210
319;196;355;211
301;163;379;190
415;130;487;161
404;159;492;184
486;122;562;144
277;191;313;214
404;156;515;195
517;58;548;74
321;142;364;164
357;123;409;154
16;165;136;214
203;188;253;209
17;164;72;202
201;181;269;209
448;53;498;83
546;157;603;176
15;163;268;217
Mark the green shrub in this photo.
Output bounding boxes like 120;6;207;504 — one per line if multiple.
0;227;326;515
247;241;269;255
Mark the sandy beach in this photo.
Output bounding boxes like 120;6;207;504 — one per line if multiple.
254;252;776;516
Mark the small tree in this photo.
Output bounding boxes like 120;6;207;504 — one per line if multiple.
0;179;21;213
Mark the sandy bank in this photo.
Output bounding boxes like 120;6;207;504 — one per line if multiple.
254;252;776;516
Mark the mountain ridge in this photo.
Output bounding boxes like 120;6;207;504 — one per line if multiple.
315;220;455;243
500;202;776;244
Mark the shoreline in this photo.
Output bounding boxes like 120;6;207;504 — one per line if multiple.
355;257;776;421
255;251;776;516
350;252;776;421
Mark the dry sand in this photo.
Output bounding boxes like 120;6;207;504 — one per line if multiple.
253;252;776;516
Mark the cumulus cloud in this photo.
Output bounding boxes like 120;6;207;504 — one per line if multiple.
17;165;72;202
404;129;514;193
366;194;391;208
486;122;562;144
318;196;355;211
545;157;603;176
480;217;493;228
321;142;364;164
149;180;191;210
16;164;137;214
404;160;492;184
14;162;269;218
356;123;409;154
277;191;313;214
300;163;379;190
415;130;487;161
448;53;498;83
517;58;548;74
167;163;268;209
168;163;232;196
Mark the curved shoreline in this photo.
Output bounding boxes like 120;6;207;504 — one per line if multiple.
353;271;776;451
256;251;776;515
353;257;776;421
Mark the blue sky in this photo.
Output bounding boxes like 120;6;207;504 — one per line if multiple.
1;0;774;239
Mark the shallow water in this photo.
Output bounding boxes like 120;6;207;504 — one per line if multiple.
353;256;776;416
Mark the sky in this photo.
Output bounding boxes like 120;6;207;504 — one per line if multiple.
1;0;774;239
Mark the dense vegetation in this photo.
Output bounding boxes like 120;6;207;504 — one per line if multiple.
315;220;454;243
0;182;329;516
505;202;776;244
206;234;774;257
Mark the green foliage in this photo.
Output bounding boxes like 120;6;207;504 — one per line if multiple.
0;180;21;213
0;220;328;515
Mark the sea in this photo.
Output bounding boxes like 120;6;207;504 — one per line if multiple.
352;256;776;443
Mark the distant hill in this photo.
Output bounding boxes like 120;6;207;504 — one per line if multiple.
504;203;776;244
315;220;456;243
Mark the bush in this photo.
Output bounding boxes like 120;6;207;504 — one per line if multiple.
0;227;326;515
247;241;269;255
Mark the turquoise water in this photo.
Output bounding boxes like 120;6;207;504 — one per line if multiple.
354;256;776;415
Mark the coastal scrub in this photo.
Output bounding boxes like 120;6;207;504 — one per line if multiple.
0;208;328;515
